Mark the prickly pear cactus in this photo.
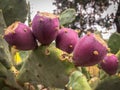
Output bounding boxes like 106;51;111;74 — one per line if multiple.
0;10;12;69
0;36;12;69
0;9;6;34
89;77;101;90
65;70;92;90
1;4;120;89
95;76;120;90
116;50;120;72
0;0;28;26
60;8;76;26
116;50;120;61
108;32;120;54
17;44;75;88
0;9;23;90
0;62;23;90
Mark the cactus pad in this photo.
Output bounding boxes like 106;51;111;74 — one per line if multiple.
60;9;76;26
66;71;92;90
95;76;120;90
17;45;75;88
108;32;120;54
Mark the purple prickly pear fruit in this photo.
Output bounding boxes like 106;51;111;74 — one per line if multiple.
32;12;59;45
55;27;79;54
4;22;37;50
100;53;119;75
73;33;108;66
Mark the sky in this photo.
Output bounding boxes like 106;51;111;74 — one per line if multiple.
26;0;55;19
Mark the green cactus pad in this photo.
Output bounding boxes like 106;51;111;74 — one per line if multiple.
19;51;31;61
95;76;120;90
1;87;11;90
0;10;6;34
0;37;12;69
116;50;120;61
89;77;101;90
0;10;12;69
116;50;120;72
66;71;92;90
60;8;76;26
108;32;120;54
0;62;23;90
0;0;28;26
17;45;75;88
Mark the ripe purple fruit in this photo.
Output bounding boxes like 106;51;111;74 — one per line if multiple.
55;28;79;54
73;33;108;66
4;22;37;50
32;12;59;45
100;53;119;75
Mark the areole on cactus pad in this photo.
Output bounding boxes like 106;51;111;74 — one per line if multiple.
73;33;108;66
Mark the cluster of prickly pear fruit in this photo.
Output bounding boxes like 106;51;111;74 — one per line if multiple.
4;11;60;50
1;3;120;89
2;11;75;89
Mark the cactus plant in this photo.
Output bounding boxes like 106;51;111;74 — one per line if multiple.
0;9;24;90
0;62;23;90
0;2;120;89
0;10;12;69
0;9;6;34
0;36;12;69
116;50;120;61
89;77;101;90
4;22;37;50
108;32;120;54
65;70;92;90
95;76;120;90
116;50;120;73
56;27;79;54
32;12;59;45
0;0;28;26
59;8;76;26
17;45;75;88
73;33;108;66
